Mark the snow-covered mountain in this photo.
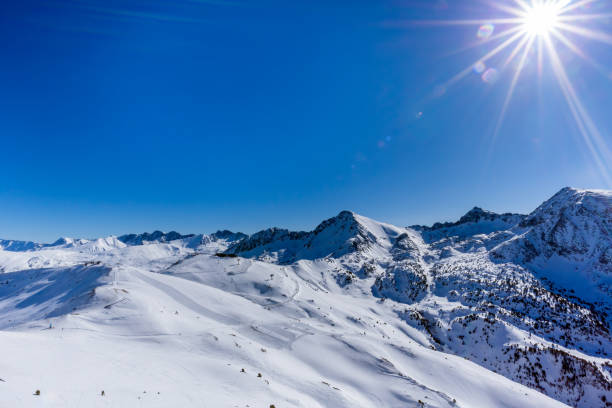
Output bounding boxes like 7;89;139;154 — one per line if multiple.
0;239;43;252
227;210;406;263
0;187;609;407
493;188;612;303
414;206;525;242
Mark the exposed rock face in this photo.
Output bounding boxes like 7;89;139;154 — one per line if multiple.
118;231;196;245
372;262;428;303
227;227;309;260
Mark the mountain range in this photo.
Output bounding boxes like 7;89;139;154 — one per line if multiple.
0;187;610;407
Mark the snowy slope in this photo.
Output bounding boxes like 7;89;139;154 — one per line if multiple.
0;187;609;407
0;254;566;408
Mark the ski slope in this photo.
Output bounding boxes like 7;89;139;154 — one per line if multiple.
0;250;567;408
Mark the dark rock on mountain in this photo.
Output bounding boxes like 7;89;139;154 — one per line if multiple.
211;230;248;242
118;231;196;245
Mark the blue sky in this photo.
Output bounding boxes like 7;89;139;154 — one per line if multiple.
1;0;611;242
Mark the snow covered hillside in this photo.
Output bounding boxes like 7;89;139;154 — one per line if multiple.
0;187;609;407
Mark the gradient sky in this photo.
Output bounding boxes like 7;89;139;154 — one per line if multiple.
1;0;611;242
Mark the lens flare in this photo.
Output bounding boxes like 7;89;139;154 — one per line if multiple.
477;24;495;39
482;68;499;83
473;61;486;74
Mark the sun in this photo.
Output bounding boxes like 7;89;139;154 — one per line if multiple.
522;3;561;36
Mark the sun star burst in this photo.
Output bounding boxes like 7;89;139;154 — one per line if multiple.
415;0;612;185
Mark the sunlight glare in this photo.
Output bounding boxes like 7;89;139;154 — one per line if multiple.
522;4;561;36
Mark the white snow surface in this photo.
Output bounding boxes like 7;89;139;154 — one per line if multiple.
0;187;609;408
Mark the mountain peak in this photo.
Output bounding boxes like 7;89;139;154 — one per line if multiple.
548;186;610;203
211;230;248;242
312;210;359;235
227;210;406;263
418;206;525;240
50;237;88;247
520;187;611;228
337;209;356;218
457;207;493;223
494;187;611;275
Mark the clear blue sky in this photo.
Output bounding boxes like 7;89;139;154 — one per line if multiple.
1;0;611;242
